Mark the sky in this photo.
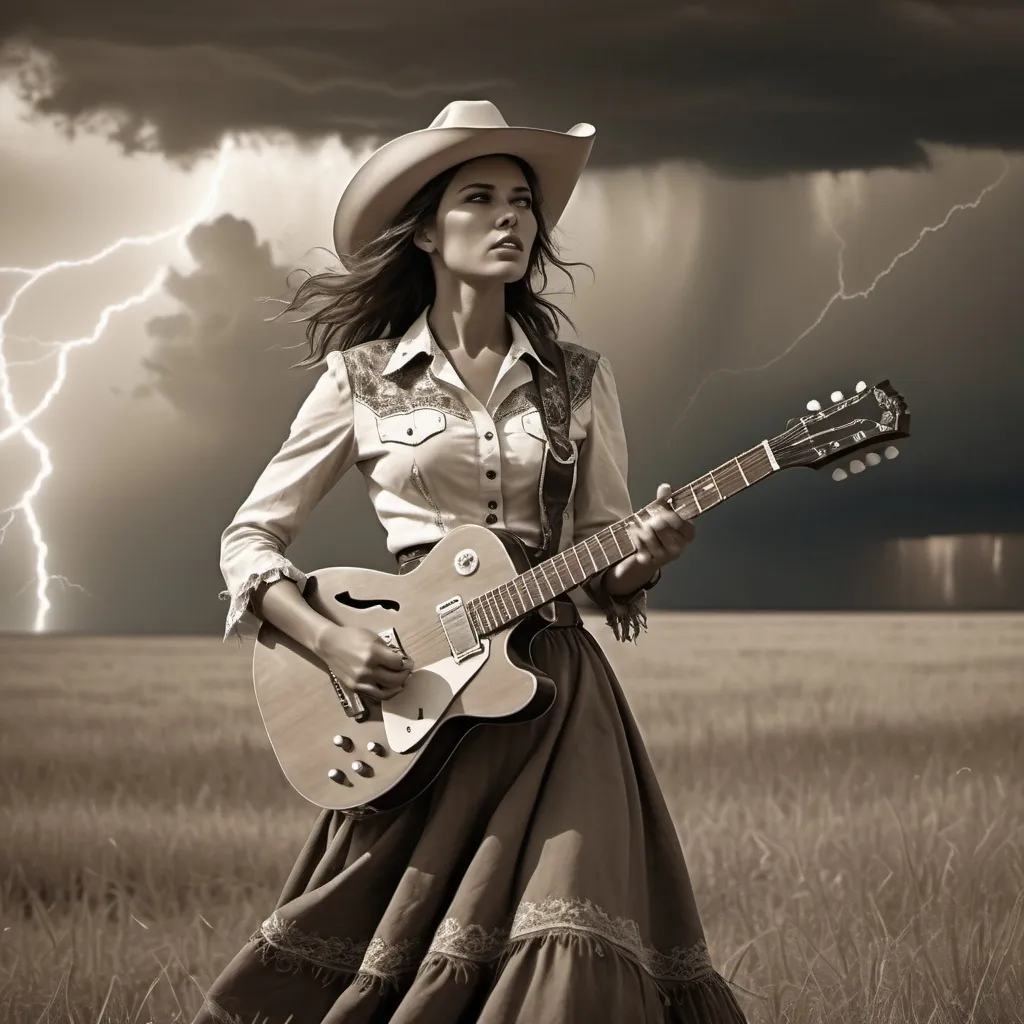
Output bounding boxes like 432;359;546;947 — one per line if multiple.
1;2;1023;633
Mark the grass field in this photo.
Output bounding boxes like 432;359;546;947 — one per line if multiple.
1;613;1022;1024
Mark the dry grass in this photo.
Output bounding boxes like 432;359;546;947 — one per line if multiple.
1;613;1022;1023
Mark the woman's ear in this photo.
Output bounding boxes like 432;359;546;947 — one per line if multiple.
413;224;436;254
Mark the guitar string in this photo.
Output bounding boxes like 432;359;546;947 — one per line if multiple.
387;456;762;655
368;419;892;662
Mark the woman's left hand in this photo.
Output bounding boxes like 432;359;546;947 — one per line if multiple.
627;483;696;572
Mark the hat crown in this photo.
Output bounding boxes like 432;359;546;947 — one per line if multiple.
427;100;510;131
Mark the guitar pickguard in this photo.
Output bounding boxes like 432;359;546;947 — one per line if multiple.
381;640;490;753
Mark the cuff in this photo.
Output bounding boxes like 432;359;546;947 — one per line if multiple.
583;567;661;644
219;558;308;642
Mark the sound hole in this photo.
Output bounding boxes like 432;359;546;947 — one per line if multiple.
334;591;400;612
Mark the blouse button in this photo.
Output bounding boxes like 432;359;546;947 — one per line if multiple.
484;431;494;441
487;500;498;510
486;470;496;480
406;427;414;436
485;513;498;525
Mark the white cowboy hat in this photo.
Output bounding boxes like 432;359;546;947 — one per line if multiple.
333;100;596;257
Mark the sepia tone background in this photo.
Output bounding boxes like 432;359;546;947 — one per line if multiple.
1;2;1023;633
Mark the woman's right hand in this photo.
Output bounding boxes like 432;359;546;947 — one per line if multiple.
312;623;413;701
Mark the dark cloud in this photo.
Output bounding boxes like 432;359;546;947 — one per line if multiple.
2;1;1023;174
138;213;310;441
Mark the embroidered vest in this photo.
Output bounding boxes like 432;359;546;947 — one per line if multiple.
525;329;577;559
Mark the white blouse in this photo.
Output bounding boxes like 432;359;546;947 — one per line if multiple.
219;307;656;643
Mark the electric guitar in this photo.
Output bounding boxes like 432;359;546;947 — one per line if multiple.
253;379;910;814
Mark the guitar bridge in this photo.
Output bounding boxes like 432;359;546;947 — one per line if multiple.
328;669;368;720
436;596;483;663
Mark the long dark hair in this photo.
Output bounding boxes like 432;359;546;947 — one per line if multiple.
276;155;592;366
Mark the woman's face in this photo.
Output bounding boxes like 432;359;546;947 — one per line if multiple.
416;155;538;284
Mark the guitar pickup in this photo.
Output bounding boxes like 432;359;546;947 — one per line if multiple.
436;596;483;663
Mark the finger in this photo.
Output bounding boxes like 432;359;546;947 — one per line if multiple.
655;482;674;506
373;664;412;688
651;504;694;543
351;680;395;701
650;501;689;534
373;641;412;670
637;522;670;562
628;522;659;563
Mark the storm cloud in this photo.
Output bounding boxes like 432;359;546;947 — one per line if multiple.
2;1;1024;173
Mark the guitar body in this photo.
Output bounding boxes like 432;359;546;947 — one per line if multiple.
252;526;557;814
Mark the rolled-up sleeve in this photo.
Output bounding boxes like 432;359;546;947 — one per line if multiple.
219;350;357;641
573;355;660;643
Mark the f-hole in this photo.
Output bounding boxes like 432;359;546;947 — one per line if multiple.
334;592;401;612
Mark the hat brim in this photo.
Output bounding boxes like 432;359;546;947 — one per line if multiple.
333;122;596;258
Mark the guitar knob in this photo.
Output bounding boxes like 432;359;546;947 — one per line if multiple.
327;768;349;785
849;459;865;474
832;468;848;481
830;390;844;403
865;452;881;467
366;741;386;756
855;381;867;393
332;735;353;751
806;399;821;412
351;760;373;777
884;446;900;459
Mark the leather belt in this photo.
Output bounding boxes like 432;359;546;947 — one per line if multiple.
395;541;581;629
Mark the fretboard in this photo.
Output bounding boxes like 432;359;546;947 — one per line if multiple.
468;441;779;636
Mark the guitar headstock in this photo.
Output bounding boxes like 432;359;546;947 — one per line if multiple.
770;380;910;481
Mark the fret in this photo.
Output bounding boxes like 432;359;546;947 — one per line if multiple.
708;470;725;502
536;567;555;603
570;546;587;586
689;483;702;512
693;473;722;507
560;551;581;589
476;598;493;635
487;591;502;628
528;569;544;606
549;557;566;592
735;456;749;487
495;586;512;622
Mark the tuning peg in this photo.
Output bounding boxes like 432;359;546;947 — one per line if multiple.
849;459;865;474
806;399;821;412
855;381;867;393
832;468;848;482
830;390;844;403
865;452;881;467
884;446;900;460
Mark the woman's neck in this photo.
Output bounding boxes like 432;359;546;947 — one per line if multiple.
428;278;510;359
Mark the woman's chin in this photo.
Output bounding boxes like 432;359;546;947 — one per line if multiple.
451;263;528;287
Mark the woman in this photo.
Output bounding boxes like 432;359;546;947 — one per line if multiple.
196;101;747;1024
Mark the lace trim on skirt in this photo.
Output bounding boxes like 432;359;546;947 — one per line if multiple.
252;895;714;988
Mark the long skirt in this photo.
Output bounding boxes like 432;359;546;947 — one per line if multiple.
194;607;748;1024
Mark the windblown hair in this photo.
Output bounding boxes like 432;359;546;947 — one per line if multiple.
276;155;592;366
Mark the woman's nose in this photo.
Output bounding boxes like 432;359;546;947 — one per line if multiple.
496;208;517;228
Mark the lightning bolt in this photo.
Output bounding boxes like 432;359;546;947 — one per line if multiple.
670;156;1011;435
0;137;234;631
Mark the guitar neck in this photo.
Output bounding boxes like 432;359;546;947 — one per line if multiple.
468;440;781;636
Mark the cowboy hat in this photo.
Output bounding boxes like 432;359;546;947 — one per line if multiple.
333;100;596;257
